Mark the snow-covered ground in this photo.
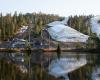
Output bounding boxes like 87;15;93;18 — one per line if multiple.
47;17;68;27
47;23;89;42
91;16;100;38
49;58;87;79
61;17;69;25
20;26;28;33
11;38;26;48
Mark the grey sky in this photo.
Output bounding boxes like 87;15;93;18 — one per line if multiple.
0;0;100;16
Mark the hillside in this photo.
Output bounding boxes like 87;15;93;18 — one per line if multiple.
91;15;100;38
47;18;89;43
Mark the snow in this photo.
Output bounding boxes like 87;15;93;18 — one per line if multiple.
60;17;69;25
11;39;26;47
91;16;100;38
47;15;100;42
47;24;89;42
47;17;68;26
20;26;28;33
49;58;87;79
47;21;63;27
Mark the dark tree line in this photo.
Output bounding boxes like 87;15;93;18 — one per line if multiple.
0;12;62;41
86;33;100;49
67;15;93;35
67;15;100;49
0;59;28;80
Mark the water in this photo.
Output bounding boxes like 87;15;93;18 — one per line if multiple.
0;51;100;80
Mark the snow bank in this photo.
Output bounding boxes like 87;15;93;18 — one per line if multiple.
47;24;89;42
49;58;87;78
91;16;100;38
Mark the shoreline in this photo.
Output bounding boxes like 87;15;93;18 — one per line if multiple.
0;48;100;53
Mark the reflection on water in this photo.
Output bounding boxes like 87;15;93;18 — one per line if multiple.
48;57;87;80
0;51;100;80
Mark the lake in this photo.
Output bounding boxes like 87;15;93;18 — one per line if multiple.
0;51;100;80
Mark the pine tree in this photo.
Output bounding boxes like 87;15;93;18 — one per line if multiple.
57;44;61;59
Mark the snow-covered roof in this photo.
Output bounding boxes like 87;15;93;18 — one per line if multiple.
47;24;89;42
49;58;87;78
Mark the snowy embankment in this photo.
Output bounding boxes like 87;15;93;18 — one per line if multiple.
91;16;100;38
49;58;87;79
47;18;89;43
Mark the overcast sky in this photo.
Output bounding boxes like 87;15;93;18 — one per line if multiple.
0;0;100;16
